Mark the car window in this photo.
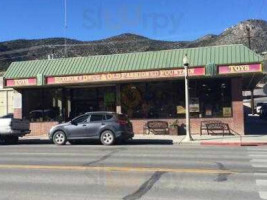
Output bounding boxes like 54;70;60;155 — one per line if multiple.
116;114;129;121
90;114;104;122
105;114;113;120
72;115;89;124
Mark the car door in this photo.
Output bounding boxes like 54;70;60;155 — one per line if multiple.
65;114;89;138
85;114;105;137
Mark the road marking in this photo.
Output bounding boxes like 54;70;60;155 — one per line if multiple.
251;159;267;163
257;180;267;186
0;164;234;174
259;192;267;199
249;155;267;158
248;149;267;200
255;173;267;177
252;164;267;168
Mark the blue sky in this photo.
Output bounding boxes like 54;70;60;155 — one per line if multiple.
0;0;266;42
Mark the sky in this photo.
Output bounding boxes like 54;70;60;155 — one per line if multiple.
0;0;266;42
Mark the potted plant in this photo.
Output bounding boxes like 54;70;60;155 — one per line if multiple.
169;119;179;135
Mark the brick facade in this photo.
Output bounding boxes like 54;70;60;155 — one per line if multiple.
30;122;59;136
14;108;22;119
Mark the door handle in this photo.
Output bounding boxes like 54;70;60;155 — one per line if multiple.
82;124;86;127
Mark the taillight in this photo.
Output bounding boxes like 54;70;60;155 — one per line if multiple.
117;120;127;125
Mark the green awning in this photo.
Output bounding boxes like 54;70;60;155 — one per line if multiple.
4;44;264;79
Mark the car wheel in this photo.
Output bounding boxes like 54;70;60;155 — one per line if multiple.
53;131;67;145
100;130;115;145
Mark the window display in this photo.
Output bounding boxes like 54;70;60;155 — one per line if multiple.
121;78;232;119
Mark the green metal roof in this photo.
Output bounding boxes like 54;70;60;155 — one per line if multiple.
4;44;264;79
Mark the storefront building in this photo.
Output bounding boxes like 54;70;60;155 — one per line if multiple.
3;44;265;135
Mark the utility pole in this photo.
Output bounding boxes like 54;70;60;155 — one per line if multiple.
246;25;255;115
246;25;251;49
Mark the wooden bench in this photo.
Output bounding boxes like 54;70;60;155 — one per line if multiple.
143;121;169;135
200;120;231;136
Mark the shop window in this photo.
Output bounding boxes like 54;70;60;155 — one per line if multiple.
70;87;115;117
22;89;63;122
121;79;232;119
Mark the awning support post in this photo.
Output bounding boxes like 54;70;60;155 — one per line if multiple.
251;89;255;115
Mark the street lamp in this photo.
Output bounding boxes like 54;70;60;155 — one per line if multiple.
183;54;193;141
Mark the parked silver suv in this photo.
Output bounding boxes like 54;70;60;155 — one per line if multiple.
49;112;134;145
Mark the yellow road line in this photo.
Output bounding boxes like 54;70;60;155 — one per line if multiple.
0;164;234;174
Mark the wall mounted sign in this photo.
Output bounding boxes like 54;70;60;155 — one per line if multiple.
46;67;205;85
218;63;262;74
5;78;37;87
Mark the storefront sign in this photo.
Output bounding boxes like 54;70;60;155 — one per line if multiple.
223;107;232;117
190;98;200;112
46;67;205;85
218;64;262;74
177;105;185;114
5;78;37;87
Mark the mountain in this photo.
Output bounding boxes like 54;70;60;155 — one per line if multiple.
0;19;267;73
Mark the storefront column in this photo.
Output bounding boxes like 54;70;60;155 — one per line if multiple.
231;77;245;135
251;89;255;115
116;84;121;114
13;90;22;119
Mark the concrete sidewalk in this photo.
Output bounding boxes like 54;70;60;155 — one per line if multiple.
22;134;267;146
134;134;267;146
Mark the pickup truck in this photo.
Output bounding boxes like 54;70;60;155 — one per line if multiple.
0;114;31;144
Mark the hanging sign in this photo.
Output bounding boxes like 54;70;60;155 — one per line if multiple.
218;63;262;74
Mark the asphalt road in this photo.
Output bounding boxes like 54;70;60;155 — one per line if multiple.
0;141;267;200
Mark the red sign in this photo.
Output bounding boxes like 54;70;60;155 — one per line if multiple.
46;67;206;85
5;78;37;87
218;63;262;74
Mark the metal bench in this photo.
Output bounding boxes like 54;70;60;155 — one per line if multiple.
200;120;231;136
143;121;169;135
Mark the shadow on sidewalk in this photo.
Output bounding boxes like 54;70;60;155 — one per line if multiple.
16;139;173;146
125;139;173;145
18;139;52;145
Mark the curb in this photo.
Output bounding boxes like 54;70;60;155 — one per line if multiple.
201;142;267;146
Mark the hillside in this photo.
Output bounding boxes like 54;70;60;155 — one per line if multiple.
0;19;267;72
